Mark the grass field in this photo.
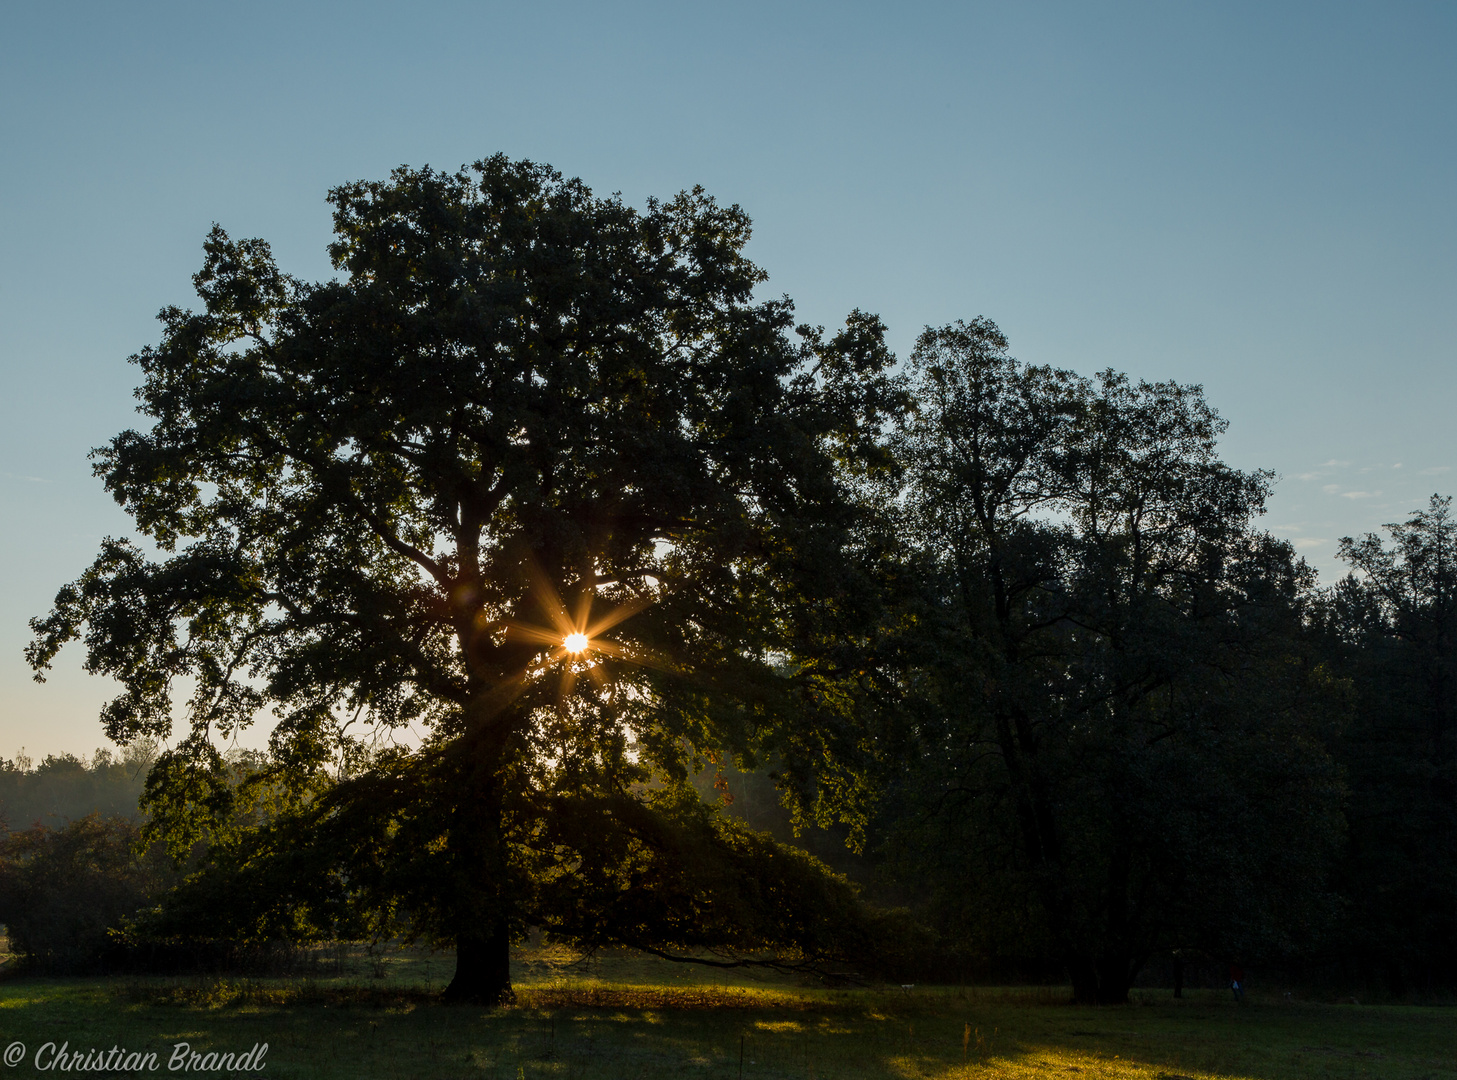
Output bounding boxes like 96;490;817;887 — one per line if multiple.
0;943;1451;1079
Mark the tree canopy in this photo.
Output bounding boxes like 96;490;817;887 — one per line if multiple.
878;320;1344;1002
28;156;904;1002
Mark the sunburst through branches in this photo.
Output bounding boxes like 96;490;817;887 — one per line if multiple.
479;556;664;718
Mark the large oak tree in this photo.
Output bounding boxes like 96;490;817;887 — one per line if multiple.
27;157;902;1002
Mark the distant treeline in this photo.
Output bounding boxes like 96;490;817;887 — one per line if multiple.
0;744;155;832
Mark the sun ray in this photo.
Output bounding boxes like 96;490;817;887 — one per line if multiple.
572;571;595;634
585;637;676;674
472;669;532;719
585;594;656;638
500;620;572;648
523;552;577;636
558;665;578;707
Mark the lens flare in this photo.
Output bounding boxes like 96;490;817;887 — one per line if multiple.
478;554;665;720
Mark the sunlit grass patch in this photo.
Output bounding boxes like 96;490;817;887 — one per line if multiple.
753;1018;808;1032
0;947;1452;1078
119;977;435;1010
516;983;812;1010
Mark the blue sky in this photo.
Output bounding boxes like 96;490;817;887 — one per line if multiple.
2;1;1454;756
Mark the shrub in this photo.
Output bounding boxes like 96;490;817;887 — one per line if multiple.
0;814;169;973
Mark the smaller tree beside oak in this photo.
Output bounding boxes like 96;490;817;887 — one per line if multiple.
883;320;1344;1003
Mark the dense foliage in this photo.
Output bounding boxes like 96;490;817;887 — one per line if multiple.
28;156;901;1001
876;321;1344;1002
0;815;170;973
23;156;1455;999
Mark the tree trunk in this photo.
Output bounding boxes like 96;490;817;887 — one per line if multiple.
442;716;516;1004
445;920;514;1004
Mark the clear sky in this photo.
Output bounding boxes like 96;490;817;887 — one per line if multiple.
2;1;1454;758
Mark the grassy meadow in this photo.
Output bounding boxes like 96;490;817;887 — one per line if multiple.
0;942;1450;1079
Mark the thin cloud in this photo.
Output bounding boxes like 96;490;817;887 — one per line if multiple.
1;471;48;483
1319;459;1352;468
1340;490;1380;500
1418;465;1451;476
1322;484;1341;495
1293;538;1330;549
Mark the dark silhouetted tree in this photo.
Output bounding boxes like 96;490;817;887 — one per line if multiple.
1318;495;1457;990
883;320;1343;1003
28;156;904;1002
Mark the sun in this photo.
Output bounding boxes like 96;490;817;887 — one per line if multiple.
474;554;665;719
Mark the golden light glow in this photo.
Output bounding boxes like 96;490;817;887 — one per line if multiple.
470;553;667;720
